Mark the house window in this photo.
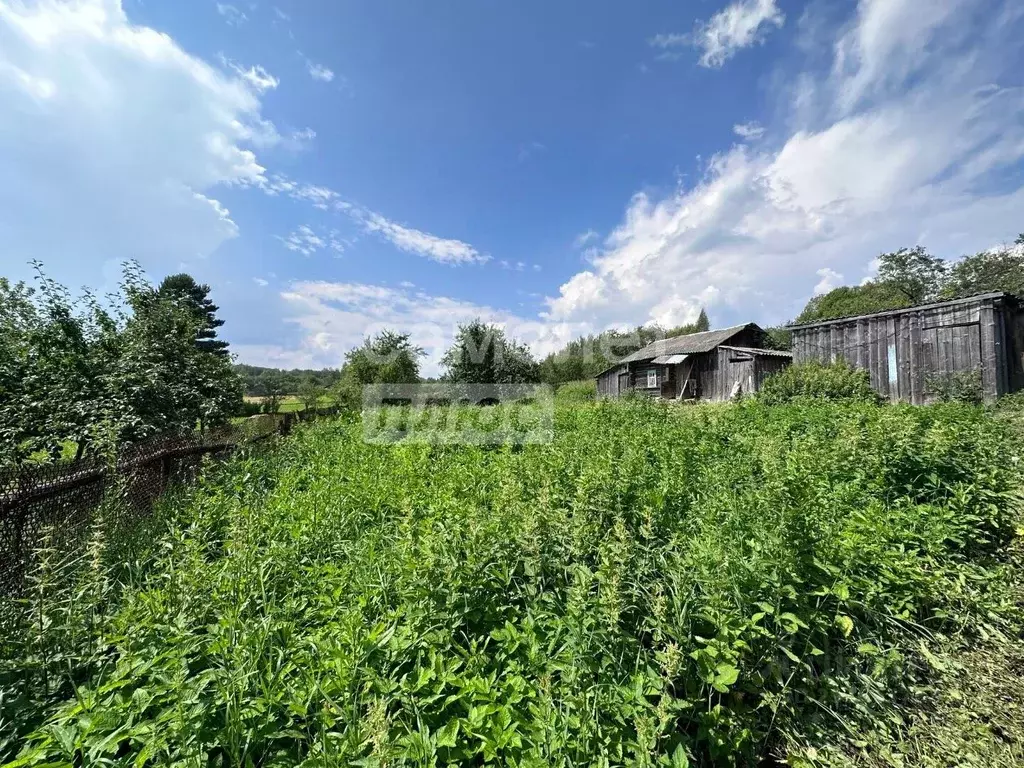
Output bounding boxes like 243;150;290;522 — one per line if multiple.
646;370;658;388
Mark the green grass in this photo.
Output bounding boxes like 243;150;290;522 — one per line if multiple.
245;395;337;413
1;400;1021;766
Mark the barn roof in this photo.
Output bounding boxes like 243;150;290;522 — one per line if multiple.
720;346;793;358
596;323;760;376
786;292;1019;331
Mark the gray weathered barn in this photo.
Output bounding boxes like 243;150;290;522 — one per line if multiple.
596;323;792;401
789;292;1024;404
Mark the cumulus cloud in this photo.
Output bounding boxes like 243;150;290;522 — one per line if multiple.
0;0;275;285
694;0;785;68
546;0;1024;333
234;281;581;375
813;268;844;296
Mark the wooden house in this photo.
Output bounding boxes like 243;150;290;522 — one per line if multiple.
595;323;792;401
788;292;1024;404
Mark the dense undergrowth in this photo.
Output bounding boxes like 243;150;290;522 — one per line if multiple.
1;400;1021;766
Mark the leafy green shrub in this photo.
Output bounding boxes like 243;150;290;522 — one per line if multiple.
554;379;597;403
234;399;264;417
758;360;881;405
925;369;984;404
2;401;1019;766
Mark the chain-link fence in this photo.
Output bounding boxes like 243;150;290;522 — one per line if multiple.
0;412;318;596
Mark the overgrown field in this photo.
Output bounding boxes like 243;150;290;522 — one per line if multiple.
2;400;1022;766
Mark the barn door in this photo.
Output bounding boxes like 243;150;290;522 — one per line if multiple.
617;372;630;394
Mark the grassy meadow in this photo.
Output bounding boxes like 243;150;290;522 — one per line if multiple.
2;399;1022;766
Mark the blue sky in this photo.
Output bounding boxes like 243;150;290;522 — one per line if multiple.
2;0;1023;374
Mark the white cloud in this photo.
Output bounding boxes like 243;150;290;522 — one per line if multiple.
305;59;334;82
733;121;765;140
279;127;316;152
262;175;339;208
253;277;269;287
574;229;599;248
216;3;246;26
832;0;972;113
357;210;489;265
694;0;785;68
546;0;1024;332
813;267;843;295
235;281;581;375
258;178;481;266
273;7;290;22
278;225;324;256
0;0;275;285
219;56;279;92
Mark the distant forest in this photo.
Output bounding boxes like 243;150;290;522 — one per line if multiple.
234;364;344;397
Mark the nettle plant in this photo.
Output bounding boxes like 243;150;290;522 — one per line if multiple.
1;400;1020;766
924;369;984;405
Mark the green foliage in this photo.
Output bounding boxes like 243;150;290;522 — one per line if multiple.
796;282;913;324
796;242;1024;325
2;401;1020;766
666;307;710;337
235;399;264;417
343;330;424;386
234;365;343;397
876;246;948;305
554;379;597;403
0;263;243;466
155;273;229;357
538;309;712;387
925;370;984;405
758;361;882;405
442;319;540;384
297;381;327;412
764;325;793;350
943;245;1024;299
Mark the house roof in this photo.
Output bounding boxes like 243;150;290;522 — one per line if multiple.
720;346;793;358
596;324;760;377
786;292;1019;331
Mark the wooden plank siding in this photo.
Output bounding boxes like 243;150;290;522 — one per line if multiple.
791;294;1024;404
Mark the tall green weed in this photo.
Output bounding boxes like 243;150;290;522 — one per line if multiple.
1;400;1019;766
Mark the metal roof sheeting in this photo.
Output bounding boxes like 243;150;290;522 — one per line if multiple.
720;346;793;358
615;324;755;365
652;353;690;365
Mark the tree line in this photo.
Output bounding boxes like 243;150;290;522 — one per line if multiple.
797;236;1024;324
235;365;344;398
